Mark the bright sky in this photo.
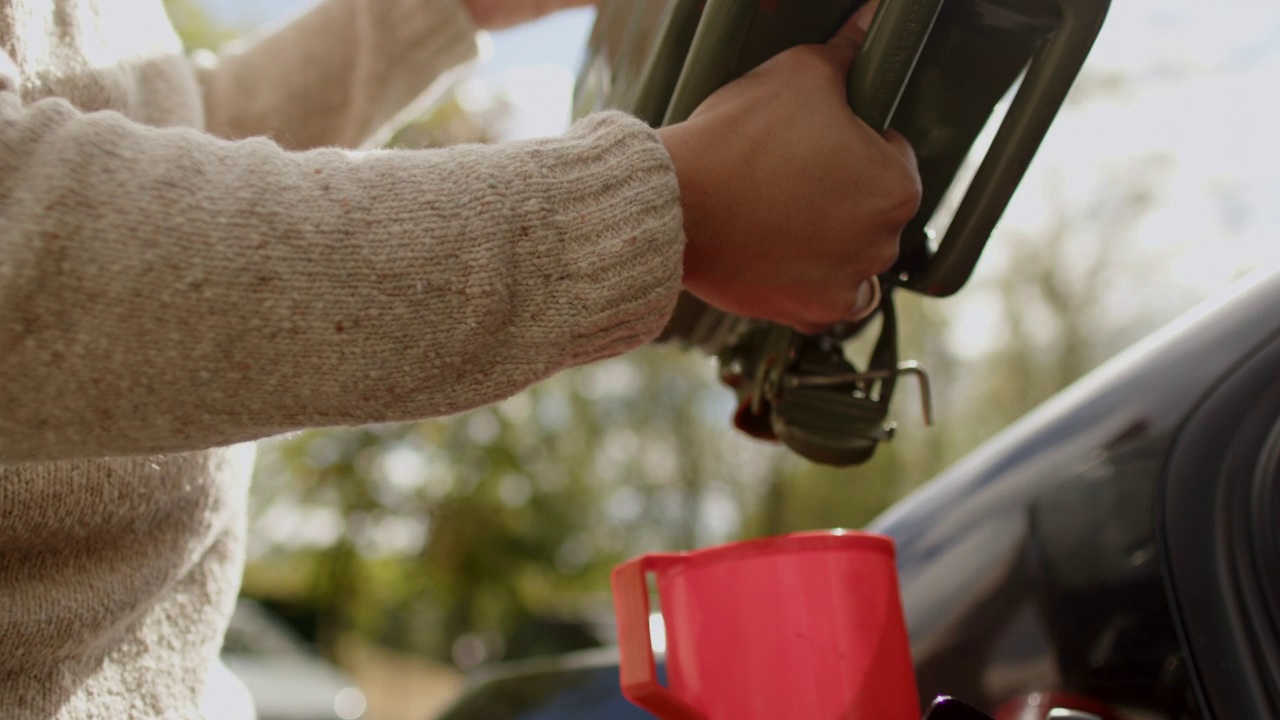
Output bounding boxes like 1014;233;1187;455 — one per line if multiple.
205;0;1280;357
1029;0;1280;278
203;0;594;138
948;0;1280;356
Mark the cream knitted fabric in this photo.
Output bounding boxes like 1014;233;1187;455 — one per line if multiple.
0;0;686;717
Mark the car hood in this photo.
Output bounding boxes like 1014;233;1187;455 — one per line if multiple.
221;653;363;720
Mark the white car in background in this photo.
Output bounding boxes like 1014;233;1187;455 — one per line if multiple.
202;599;367;720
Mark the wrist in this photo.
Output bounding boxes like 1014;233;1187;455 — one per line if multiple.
657;123;709;290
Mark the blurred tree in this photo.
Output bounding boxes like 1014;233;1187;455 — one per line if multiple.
962;154;1175;442
388;84;512;148
163;0;238;50
246;346;780;663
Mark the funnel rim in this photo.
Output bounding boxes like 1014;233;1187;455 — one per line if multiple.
669;530;895;571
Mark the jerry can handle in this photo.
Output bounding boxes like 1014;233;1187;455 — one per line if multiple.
611;554;704;720
847;0;945;132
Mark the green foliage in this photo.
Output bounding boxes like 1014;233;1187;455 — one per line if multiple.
246;348;809;663
162;0;238;51
244;316;971;667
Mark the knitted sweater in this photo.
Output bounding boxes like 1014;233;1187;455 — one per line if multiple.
0;0;685;717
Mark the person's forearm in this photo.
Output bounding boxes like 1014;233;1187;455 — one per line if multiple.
0;94;683;463
194;0;478;149
461;0;596;30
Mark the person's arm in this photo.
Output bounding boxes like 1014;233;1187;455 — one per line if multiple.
0;92;683;462
3;0;922;463
192;0;479;149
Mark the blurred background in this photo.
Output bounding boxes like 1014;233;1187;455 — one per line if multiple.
164;0;1280;718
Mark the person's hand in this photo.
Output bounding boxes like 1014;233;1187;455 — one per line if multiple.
461;0;596;30
658;2;921;334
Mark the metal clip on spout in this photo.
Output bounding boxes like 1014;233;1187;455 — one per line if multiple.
784;362;934;427
725;291;935;467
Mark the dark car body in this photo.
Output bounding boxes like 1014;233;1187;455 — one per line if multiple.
878;266;1280;719
432;0;1280;714
432;269;1280;719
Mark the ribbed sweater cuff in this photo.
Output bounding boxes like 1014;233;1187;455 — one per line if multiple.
506;111;687;367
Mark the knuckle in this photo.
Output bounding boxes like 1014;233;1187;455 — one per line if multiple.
886;166;923;223
824;282;867;323
797;287;852;327
828;285;858;314
864;240;900;277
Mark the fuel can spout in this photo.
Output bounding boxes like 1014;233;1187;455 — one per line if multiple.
578;0;1110;465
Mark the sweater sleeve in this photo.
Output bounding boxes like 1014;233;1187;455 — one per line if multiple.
0;92;685;463
193;0;479;150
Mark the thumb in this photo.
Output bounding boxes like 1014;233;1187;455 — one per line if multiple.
826;0;879;70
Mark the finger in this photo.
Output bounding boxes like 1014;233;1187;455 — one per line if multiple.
788;277;882;335
882;128;920;176
791;320;831;336
826;0;879;67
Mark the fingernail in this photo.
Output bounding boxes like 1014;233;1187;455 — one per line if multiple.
853;0;878;33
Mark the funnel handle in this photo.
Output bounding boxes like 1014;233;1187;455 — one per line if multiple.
611;554;704;720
